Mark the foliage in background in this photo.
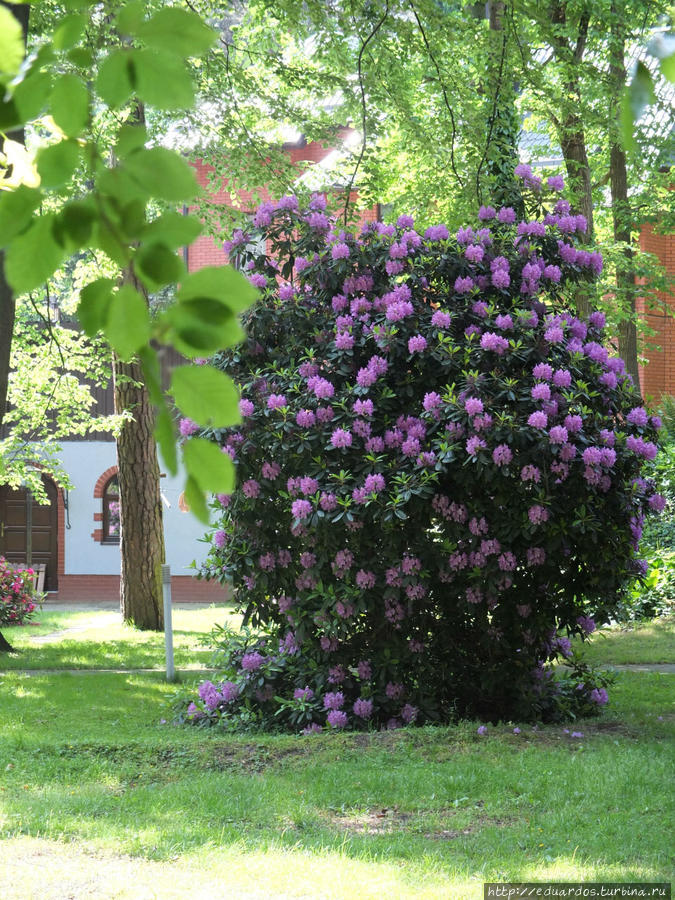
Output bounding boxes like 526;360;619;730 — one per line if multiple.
0;1;254;517
182;176;664;730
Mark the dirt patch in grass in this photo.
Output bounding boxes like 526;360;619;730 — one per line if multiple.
325;804;514;839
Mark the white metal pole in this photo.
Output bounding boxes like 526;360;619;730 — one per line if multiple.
162;563;175;682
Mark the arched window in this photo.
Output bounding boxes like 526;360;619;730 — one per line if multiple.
102;475;120;544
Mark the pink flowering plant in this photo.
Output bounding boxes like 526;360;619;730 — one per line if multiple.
0;557;41;626
184;176;663;730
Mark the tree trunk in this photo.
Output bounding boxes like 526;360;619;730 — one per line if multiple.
0;2;30;432
609;2;640;388
483;1;523;212
0;3;30;652
548;2;594;320
113;350;165;630
0;630;15;653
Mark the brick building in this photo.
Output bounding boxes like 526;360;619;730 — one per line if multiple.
638;225;675;401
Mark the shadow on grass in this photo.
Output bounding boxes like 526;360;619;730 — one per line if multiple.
0;671;672;884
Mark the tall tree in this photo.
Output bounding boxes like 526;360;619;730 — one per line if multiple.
609;0;640;385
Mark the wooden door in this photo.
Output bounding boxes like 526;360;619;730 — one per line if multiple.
0;478;58;591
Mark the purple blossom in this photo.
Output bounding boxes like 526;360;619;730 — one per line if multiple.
464;397;484;416
291;499;312;519
179;418;199;437
267;393;287;410
492;444;513;466
239;399;254;417
455;275;475;294
549;425;568;445
335;331;354;350
242;479;261;499
497;207;516;224
296;409;316;427
353;698;373;718
627;407;648;427
479;205;496;220
326;710;348;729
528;411;548;428
424;224;449;241
477;725;488;735
213;530;227;549
356;569;376;589
528;505;549;525
553;369;572;388
577;615;595;634
323;691;345;710
590;688;609;706
294;687;314;701
330;428;352;449
241;652;265;671
466;436;486;456
480;332;509;354
331;242;350;260
531;383;551;401
353;398;374;417
408;334;427;353
431;309;451;327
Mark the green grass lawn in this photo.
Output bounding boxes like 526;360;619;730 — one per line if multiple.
0;606;239;671
572;616;674;666
0;612;673;898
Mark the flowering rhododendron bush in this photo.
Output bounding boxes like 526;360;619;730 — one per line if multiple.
0;557;40;626
185;172;663;730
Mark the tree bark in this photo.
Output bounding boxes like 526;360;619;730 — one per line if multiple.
0;2;30;432
549;1;594;319
0;3;30;652
113;349;165;630
0;630;15;653
609;2;640;388
483;1;523;212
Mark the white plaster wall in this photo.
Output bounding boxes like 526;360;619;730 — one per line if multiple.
59;442;212;576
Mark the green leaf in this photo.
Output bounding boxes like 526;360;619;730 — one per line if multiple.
630;62;657;120
177;265;257;314
661;50;675;83
12;71;52;121
50;73;89;137
135;241;185;289
131;49;194;110
114;123;147;158
0;7;25;85
62;0;92;8
138;345;162;406
105;285;150;361
145;212;202;248
115;0;146;35
53;13;86;50
135;8;216;57
183;437;236;493
96;50;134;109
67;47;93;69
56;200;96;249
155;406;178;476
0;186;42;248
620;89;635;152
77;278;115;336
4;214;66;295
124;147;199;202
0;98;21;132
36;140;80;188
161;301;244;357
183;474;209;523
170;366;241;428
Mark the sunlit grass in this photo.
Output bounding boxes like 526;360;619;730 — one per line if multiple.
0;613;672;897
0;606;238;671
572;615;674;665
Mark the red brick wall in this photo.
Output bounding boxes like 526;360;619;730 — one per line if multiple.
638;225;675;400
188;131;379;272
51;575;231;604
